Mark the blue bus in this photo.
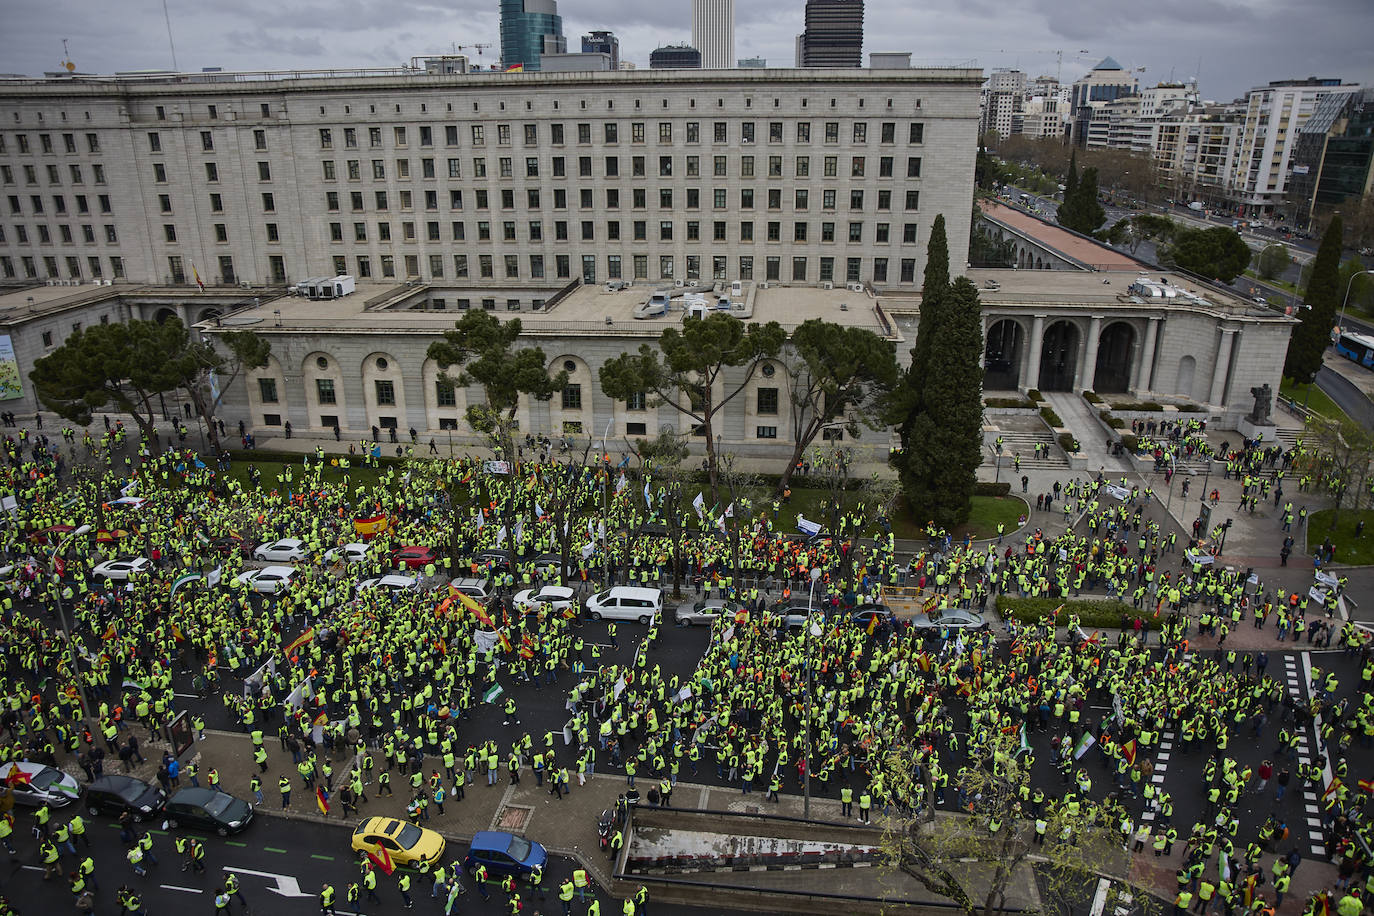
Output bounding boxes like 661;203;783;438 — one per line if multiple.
1334;332;1374;369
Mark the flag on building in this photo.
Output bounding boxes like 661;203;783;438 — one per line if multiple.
191;261;205;292
505;64;524;72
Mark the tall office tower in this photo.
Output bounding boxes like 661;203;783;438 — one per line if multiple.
499;0;566;71
691;0;735;69
581;30;620;71
799;0;863;68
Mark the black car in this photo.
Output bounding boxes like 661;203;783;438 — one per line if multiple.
474;549;513;574
85;774;166;822
164;787;254;836
850;604;895;629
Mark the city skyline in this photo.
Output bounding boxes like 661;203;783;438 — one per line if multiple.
3;0;1371;99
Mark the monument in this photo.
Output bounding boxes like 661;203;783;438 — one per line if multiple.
1237;382;1279;441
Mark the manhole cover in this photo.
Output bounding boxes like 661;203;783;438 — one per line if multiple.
496;805;532;832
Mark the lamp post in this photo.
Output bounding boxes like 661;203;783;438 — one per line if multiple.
1338;269;1373;337
50;524;93;718
803;566;821;820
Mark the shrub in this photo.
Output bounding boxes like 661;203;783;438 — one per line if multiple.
1057;432;1080;453
1174;403;1206;413
997;596;1157;630
1040;406;1063;427
1028;389;1045;402
975;481;1012;497
1106;416;1126;429
1082;390;1103;403
1120;433;1139;453
985;397;1035;409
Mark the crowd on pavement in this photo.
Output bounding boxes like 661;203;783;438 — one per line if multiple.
0;416;1369;916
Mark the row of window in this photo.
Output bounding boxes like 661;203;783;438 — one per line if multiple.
325;216;920;245
3;223;118;245
0;133;100;155
318;186;920;214
0;254;124;281
0;162;107;187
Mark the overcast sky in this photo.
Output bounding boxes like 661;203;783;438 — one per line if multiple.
6;0;1372;101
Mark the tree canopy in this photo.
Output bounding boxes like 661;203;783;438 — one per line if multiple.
426;310;567;458
1255;243;1293;281
1162;226;1252;283
1284;216;1344;385
168;328;271;450
31;318;193;440
599;313;785;502
1056;164;1106;235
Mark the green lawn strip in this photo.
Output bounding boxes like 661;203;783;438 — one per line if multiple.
997;596;1158;630
1279;380;1348;422
1306;508;1374;565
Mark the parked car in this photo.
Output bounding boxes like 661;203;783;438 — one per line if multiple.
513;585;576;615
585;586;663;624
391;546;437;570
530;553;563;577
674;598;743;627
463;830;548;878
208;535;256;557
325;542;370;565
4;761;81;808
473;549;513;574
449;577;494;604
163;787;254;836
92;558;153;581
238;566;298;595
254;538;307;563
357;574;421;594
351;816;446;867
850;604;895;629
912;608;987;632
84;774;166;821
769;602;820;630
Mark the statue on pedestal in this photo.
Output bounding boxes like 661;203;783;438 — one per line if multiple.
1248;384;1273;425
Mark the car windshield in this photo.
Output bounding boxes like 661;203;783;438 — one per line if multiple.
29;769;62;789
395;823;424;850
204;793;234;817
115;780;145;802
506;836;532;861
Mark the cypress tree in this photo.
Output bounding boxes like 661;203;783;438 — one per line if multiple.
890;215;950;453
1284;216;1344;385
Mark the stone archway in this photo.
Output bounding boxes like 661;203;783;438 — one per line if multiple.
1094;322;1136;393
1176;356;1197;400
153;306;181;325
984;319;1024;390
1038;321;1079;392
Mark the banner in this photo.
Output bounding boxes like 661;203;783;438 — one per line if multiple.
796;515;822;537
484;460;512;475
0;334;22;401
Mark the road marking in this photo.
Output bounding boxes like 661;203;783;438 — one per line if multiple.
223;865;313;898
161;884;204;894
311;854;335;861
1090;877;1112;916
225;841;248;847
264;846;289;854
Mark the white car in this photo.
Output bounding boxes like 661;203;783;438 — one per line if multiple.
326;542;370;565
4;761;82;808
513;585;577;615
238;566;298;595
357;574;420;594
93;558;152;581
254;538;306;563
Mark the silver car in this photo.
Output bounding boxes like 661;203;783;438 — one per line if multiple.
674;598;743;627
912;608;987;632
5;761;82;808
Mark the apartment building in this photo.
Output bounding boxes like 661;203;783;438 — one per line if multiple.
980;69;1025;139
0;67;980;291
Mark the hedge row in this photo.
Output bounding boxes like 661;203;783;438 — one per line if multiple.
1120;433;1139;453
1056;432;1081;454
1082;390;1104;404
985;397;1035;409
1028;389;1046;403
996;596;1158;630
1040;406;1063;427
975;481;1012;497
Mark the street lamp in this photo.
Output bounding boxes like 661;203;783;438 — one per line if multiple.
50;524;93;718
1337;269;1373;336
803;566;822;820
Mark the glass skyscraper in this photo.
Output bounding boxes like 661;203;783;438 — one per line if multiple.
500;0;566;71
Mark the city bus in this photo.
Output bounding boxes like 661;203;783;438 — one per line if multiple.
1334;331;1374;369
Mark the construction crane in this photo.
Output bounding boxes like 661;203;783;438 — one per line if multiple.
453;43;493;59
994;49;1094;84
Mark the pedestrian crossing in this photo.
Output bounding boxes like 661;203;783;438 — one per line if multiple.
1139;729;1175;829
1281;654;1327;858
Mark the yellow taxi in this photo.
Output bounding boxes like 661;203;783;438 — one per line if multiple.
350;816;446;867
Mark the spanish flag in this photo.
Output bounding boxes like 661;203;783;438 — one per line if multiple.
916;653;931;672
353;514;390;538
1120;738;1138;766
1322;778;1342;801
316;786;330;816
102;623;117;640
283;628;316;655
1358;778;1374;794
368;846;395;876
313;710;328;726
506;63;524;72
866;615;879;635
454;590;493;628
171;624;185;643
498;629;513;653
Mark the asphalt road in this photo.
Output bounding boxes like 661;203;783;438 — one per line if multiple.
1;808;742;915
1314;365;1374;428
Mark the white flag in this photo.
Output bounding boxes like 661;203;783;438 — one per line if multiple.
513;516;524;546
692;492;706;519
474;511;486;531
616;472;628;493
723;502;734;518
644;479;652;508
535;502;546;520
495;525;508;547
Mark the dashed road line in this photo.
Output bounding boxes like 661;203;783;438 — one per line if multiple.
1140;730;1175;824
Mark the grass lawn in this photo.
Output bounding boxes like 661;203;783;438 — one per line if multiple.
1279;379;1348;422
1307;508;1374;565
1243;270;1300;296
758;489;1027;542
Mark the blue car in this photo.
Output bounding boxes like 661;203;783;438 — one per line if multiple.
463;830;548;878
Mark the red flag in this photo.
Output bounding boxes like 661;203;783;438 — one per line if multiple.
1120;738;1138;766
498;630;513;653
5;764;32;787
1357;778;1374;794
367;847;395;876
315;786;329;816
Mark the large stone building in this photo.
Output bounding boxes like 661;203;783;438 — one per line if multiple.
0;66;1292;451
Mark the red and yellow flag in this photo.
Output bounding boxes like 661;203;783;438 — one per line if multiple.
367;847;395;876
283;628;316;655
1120;738;1138;766
315;786;330;816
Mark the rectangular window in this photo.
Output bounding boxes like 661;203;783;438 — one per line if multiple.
907;157;922;178
739;256;753;279
873;258;888;282
792;257;807;281
659;122;672;143
562;384;582;410
847;257;862;282
820;257;834;281
374;380;396;405
876;223;889;243
258;378;279;403
757;387;778;415
853;123;867;143
879;157;893;178
756;426;777;439
825;122;839;142
740;221;753;241
881;122;895;143
851;157;865;177
900;259;916;283
766;256;780;281
848;222;862;243
714;155;727;177
435;380;456;407
850;190;864;210
714;122;727;142
909;123;924;144
316;378;337;404
904;190;920;210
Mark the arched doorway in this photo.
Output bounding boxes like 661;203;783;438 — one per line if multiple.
1038;321;1079;392
1094;322;1136;393
1176;356;1197;400
153;307;181;325
984;319;1023;390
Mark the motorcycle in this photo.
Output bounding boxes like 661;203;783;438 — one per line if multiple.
597;809;615;851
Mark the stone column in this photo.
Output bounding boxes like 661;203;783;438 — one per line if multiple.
1078;316;1103;392
1021;315;1045;390
1134;317;1160;393
1208;328;1237;406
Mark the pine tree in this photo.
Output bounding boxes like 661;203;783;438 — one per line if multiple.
888;215;949;454
1284;216;1344;385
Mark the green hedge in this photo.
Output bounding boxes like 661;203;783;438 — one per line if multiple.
1104;415;1126;429
1028;389;1045;402
985;397;1035;409
1120;433;1139;453
997;596;1157;630
1040;406;1063;427
1082;390;1103;404
1057;432;1080;453
975;481;1012;497
1112;401;1164;412
1174;404;1207;413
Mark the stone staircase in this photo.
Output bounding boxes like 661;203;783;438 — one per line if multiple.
982;429;1069;470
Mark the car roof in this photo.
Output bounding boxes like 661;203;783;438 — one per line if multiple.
272;538;304;546
170;787;219;805
359;815;402;834
471;830;513;852
93;774;146;790
258;565;297;576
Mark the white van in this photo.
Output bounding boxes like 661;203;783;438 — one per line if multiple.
585;586;663;624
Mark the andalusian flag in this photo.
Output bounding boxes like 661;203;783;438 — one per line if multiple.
1016;723;1031;758
171;571;201;600
1073;732;1096;760
482;683;505;704
315;786;330;816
